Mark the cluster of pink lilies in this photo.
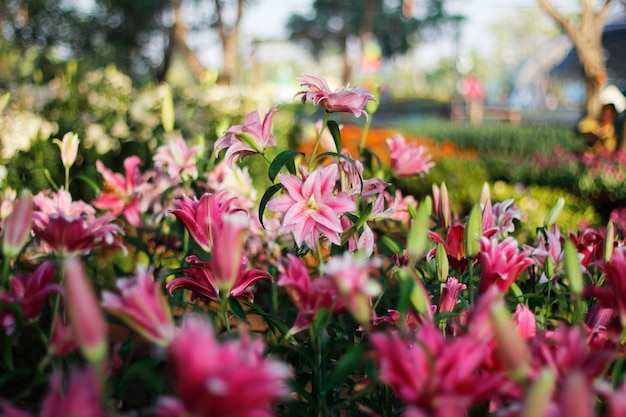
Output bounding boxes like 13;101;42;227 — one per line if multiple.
1;74;626;417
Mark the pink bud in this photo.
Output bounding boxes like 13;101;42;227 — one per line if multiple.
2;189;33;258
63;257;107;364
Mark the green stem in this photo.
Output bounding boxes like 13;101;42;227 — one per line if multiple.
64;166;70;191
220;294;230;334
309;113;330;169
468;259;475;304
1;256;10;289
359;114;373;154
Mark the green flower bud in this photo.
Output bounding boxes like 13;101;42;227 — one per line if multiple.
407;196;432;262
436;243;449;283
604;220;615;263
464;204;482;259
544;197;565;228
520;368;556;417
564;239;583;297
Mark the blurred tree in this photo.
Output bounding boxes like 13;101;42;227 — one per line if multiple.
212;0;250;85
287;0;451;84
539;0;614;118
0;0;170;83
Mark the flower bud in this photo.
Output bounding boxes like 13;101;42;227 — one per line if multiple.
161;87;175;133
604;220;615;263
53;132;80;169
464;204;482;259
544;197;565;228
63;257;107;364
564;239;583;297
435;243;449;283
439;182;451;229
407;196;432;262
520;368;556;417
491;299;530;381
2;189;33;258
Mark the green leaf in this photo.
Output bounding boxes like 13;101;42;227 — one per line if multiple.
268;150;304;182
327;120;342;151
161;88;175;133
328;346;364;387
258;183;284;229
74;174;101;194
228;296;250;325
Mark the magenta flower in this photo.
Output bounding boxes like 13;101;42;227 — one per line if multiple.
427;223;468;273
278;254;344;332
160;316;290;417
0;262;60;334
371;322;503;416
153;136;200;181
513;304;536;339
167;253;271;303
295;74;375;118
437;277;466;314
102;266;175;347
267;164;356;249
170;193;242;253
2;189;33;258
32;213;124;257
592;246;626;327
214;106;278;168
63;257;107;364
387;134;435;178
47;315;77;359
324;252;382;324
39;367;103;417
92;156;147;227
477;236;534;294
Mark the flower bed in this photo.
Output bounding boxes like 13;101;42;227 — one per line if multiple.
0;74;625;417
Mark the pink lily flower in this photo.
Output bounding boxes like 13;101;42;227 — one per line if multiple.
324;252;382;324
0;262;60;334
214;106;278;168
160;316;290;417
427;223;468;273
92;156;147;227
167;253;271;303
39;367;103;417
47;315;77;359
387;134;435;178
205;160;258;210
278;254;344;332
153;136;200;181
513;304;536;339
371;322;504;416
477;236;534;294
102;266;175;347
170;193;242;253
33;188;96;223
32;213;124;257
437;277;467;314
295;74;375;118
267;163;356;249
2;189;33;258
590;246;626;327
63;257;107;364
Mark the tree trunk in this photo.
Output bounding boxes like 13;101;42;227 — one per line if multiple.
539;0;612;118
214;0;245;85
163;0;207;82
221;30;239;85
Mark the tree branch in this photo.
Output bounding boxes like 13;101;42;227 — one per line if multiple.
539;0;577;38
